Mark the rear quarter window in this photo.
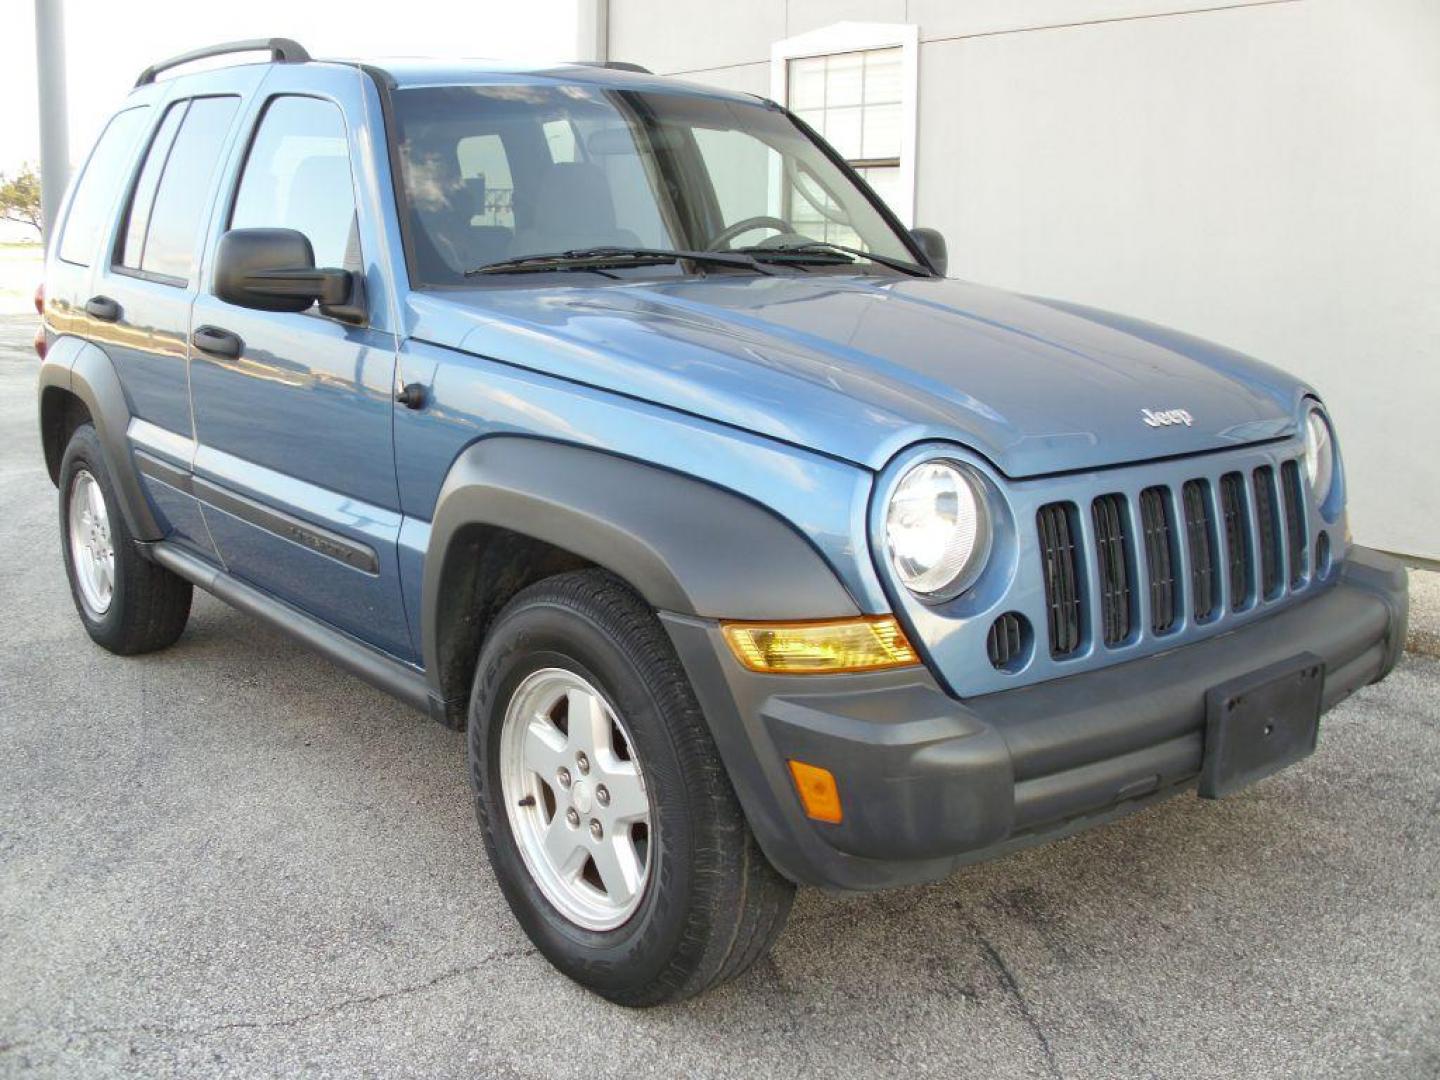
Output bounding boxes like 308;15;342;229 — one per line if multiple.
57;107;151;267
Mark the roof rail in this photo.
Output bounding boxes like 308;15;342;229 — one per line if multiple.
134;37;311;87
585;61;653;75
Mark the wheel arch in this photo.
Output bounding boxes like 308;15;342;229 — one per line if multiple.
421;436;861;725
39;336;161;541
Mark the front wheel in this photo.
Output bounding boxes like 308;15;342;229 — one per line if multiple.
469;569;794;1005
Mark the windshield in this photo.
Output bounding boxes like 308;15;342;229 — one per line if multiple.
389;83;921;285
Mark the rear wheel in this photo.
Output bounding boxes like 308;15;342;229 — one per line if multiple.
58;424;192;654
469;569;794;1005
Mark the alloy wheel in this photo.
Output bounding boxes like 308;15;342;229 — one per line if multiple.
68;469;115;617
499;667;653;930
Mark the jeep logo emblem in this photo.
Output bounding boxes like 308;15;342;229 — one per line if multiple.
1141;408;1194;428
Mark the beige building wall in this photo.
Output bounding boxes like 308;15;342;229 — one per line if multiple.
608;0;1440;562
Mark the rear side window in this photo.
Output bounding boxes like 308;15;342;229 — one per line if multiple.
118;95;240;284
230;96;359;270
57;107;150;267
118;102;185;268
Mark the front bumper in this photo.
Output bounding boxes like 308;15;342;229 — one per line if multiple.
663;546;1408;892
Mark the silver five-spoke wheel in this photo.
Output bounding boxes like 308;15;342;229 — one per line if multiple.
67;469;115;617
499;668;653;930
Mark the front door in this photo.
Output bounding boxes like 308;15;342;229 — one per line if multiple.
187;81;412;660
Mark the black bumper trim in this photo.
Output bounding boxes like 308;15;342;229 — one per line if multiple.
976;555;1395;785
665;546;1408;892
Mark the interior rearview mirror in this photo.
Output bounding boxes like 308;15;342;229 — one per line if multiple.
585;125;686;156
909;227;948;278
215;228;365;324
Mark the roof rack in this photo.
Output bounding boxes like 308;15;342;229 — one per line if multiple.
134;37;311;87
584;61;653;75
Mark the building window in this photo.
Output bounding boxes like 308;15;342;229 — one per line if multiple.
772;23;919;227
788;48;903;235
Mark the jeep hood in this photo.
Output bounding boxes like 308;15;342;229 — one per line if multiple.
415;275;1309;477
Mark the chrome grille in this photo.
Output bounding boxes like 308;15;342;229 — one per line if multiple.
1139;486;1178;634
1091;494;1133;646
1182;479;1218;622
1253;465;1282;599
1033;455;1312;661
1281;459;1307;588
1037;502;1083;658
1219;471;1252;611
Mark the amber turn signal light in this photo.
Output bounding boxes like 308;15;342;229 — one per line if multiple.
788;760;843;824
720;615;918;675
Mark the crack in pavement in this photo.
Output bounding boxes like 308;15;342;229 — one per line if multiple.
0;946;536;1055
965;916;1062;1080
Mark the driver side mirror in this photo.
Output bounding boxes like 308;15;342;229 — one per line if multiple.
215;228;366;325
909;227;948;278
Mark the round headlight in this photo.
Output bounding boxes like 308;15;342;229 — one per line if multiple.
1304;407;1335;503
885;461;991;599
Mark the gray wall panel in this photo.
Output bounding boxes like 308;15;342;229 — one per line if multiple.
786;0;907;37
607;0;785;73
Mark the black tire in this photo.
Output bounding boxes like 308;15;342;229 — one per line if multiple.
58;424;192;655
469;569;794;1006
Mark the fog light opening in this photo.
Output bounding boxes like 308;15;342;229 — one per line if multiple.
986;611;1032;673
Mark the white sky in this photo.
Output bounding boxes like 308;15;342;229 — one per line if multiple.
1;0;586;177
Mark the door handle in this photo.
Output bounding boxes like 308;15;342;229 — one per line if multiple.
191;325;243;359
84;295;121;322
396;382;427;410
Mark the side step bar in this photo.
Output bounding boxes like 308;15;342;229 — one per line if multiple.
147;542;434;717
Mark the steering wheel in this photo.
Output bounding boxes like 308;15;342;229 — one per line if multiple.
707;215;794;251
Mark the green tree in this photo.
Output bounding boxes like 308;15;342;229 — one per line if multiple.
0;164;43;237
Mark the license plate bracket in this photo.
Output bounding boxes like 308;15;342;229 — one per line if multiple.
1199;653;1325;799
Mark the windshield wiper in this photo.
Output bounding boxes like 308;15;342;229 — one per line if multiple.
465;246;772;277
736;241;931;277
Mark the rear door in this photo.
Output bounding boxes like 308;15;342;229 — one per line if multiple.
186;66;412;660
86;68;257;557
45;103;152;340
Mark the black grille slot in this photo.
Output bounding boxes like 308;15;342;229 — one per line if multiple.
1181;480;1217;621
1091;494;1133;646
1253;466;1282;598
1037;503;1083;657
986;612;1026;670
1139;486;1178;633
1219;472;1251;610
1281;459;1307;587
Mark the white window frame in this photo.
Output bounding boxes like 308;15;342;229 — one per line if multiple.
770;22;920;227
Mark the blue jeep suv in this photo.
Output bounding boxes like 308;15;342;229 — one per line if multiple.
36;39;1408;1004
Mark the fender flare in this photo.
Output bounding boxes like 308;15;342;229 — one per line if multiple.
38;336;162;541
421;437;861;685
